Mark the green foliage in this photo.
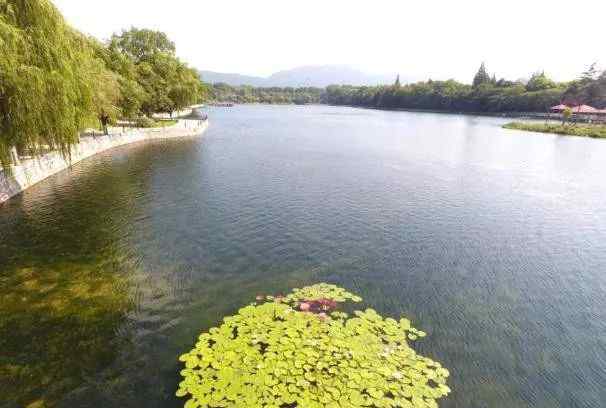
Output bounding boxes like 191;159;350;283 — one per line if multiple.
563;64;606;108
472;62;491;88
0;1;203;166
284;283;363;303
134;117;157;128
128;117;176;128
321;62;606;114
0;1;205;168
84;43;121;134
0;0;103;166
177;284;450;407
562;107;572;123
109;27;175;63
526;72;556;92
109;28;204;116
323;80;566;113
209;83;322;105
504;122;606;139
92;38;146;120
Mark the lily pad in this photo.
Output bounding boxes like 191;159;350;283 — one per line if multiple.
177;284;450;407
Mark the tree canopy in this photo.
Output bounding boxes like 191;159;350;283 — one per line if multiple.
0;2;205;167
472;62;491;88
526;71;556;92
109;27;176;63
209;83;322;105
0;0;101;166
323;63;605;113
110;28;204;116
563;64;606;107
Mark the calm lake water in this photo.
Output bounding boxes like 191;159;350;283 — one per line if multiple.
1;105;606;408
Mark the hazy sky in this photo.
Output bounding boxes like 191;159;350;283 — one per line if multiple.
54;0;604;83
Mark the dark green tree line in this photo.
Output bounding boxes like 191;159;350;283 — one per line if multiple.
209;83;323;105
322;63;605;113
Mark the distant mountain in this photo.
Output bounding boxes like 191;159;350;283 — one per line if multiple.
265;65;398;88
199;65;400;88
199;71;268;87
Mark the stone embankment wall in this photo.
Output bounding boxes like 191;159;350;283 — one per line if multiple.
0;120;208;204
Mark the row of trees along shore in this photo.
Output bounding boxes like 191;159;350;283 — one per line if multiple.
0;0;205;168
321;63;606;113
210;83;324;105
207;64;605;113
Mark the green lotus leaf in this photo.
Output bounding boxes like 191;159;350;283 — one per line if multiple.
177;284;450;407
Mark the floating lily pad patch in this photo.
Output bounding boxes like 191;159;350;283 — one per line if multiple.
177;283;450;407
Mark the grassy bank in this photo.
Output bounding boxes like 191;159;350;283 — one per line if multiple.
151;119;178;128
503;122;606;139
117;119;178;129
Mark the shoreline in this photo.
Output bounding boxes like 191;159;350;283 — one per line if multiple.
0;120;209;205
229;102;603;123
323;104;584;120
503;121;606;139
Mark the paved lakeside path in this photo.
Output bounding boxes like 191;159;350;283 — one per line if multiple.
0;119;208;204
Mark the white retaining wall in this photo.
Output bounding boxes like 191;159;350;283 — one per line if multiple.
0;120;208;204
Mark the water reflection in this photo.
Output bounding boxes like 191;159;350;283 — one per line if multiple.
0;263;132;407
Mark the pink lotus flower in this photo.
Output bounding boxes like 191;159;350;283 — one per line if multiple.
299;302;311;311
318;312;328;320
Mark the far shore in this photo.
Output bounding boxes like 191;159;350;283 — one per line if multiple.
326;104;606;122
212;101;572;120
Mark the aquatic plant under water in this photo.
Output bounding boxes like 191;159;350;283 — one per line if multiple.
177;283;450;407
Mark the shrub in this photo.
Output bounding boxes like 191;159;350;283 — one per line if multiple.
134;116;156;128
177;283;451;407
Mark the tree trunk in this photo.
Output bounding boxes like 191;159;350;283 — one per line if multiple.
100;115;109;135
10;146;20;166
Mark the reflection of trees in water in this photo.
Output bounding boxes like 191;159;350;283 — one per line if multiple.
40;262;331;408
0;145;156;407
0;138;329;407
0;263;133;407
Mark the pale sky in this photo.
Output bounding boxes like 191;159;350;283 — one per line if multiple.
53;0;604;83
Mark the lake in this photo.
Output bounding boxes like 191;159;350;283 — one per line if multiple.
1;105;605;408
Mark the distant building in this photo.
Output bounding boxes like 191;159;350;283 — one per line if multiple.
550;104;605;115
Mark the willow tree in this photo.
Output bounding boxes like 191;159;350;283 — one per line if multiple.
86;38;124;134
0;0;105;167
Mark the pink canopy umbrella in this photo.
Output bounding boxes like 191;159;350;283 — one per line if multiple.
570;105;599;114
550;104;569;112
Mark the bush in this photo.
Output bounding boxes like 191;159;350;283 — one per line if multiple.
134;117;156;128
177;283;451;407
